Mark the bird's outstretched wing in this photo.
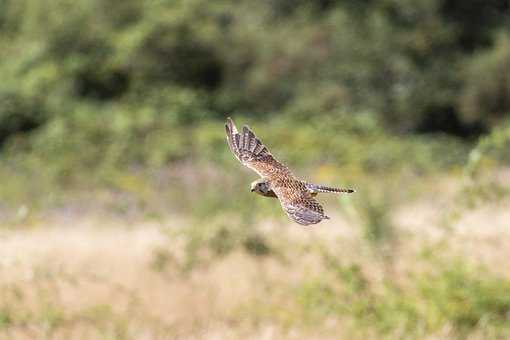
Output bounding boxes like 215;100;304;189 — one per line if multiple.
225;117;328;225
225;117;291;178
271;181;329;225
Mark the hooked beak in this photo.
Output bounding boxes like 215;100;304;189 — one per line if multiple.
250;188;255;192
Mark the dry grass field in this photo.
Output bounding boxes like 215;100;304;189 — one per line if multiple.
1;172;509;340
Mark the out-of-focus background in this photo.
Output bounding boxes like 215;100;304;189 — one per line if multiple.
1;0;510;339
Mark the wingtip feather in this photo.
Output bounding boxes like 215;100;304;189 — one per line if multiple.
227;117;239;134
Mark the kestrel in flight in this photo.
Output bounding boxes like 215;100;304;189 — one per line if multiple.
225;117;354;225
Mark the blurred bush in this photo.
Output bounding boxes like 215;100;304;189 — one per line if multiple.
460;34;510;124
0;0;509;207
456;120;510;210
291;255;510;337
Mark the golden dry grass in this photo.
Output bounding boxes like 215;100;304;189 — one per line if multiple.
0;178;509;339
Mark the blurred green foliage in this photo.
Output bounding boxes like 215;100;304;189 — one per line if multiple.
0;0;509;214
459;121;510;208
292;256;510;338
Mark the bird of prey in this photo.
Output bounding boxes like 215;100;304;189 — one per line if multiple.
225;117;354;225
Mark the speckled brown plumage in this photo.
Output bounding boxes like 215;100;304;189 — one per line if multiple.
225;117;354;226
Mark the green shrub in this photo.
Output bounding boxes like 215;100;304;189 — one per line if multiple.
293;256;510;337
0;0;507;218
460;34;510;124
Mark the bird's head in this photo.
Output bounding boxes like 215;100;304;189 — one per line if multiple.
250;179;272;196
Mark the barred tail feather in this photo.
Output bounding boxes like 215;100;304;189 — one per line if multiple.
307;183;355;194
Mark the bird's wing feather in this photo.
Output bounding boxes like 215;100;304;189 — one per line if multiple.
271;180;328;226
225;117;291;179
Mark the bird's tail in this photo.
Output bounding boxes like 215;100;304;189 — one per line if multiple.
307;183;355;194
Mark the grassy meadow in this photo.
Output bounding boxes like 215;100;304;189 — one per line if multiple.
1;126;509;339
1;1;510;339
